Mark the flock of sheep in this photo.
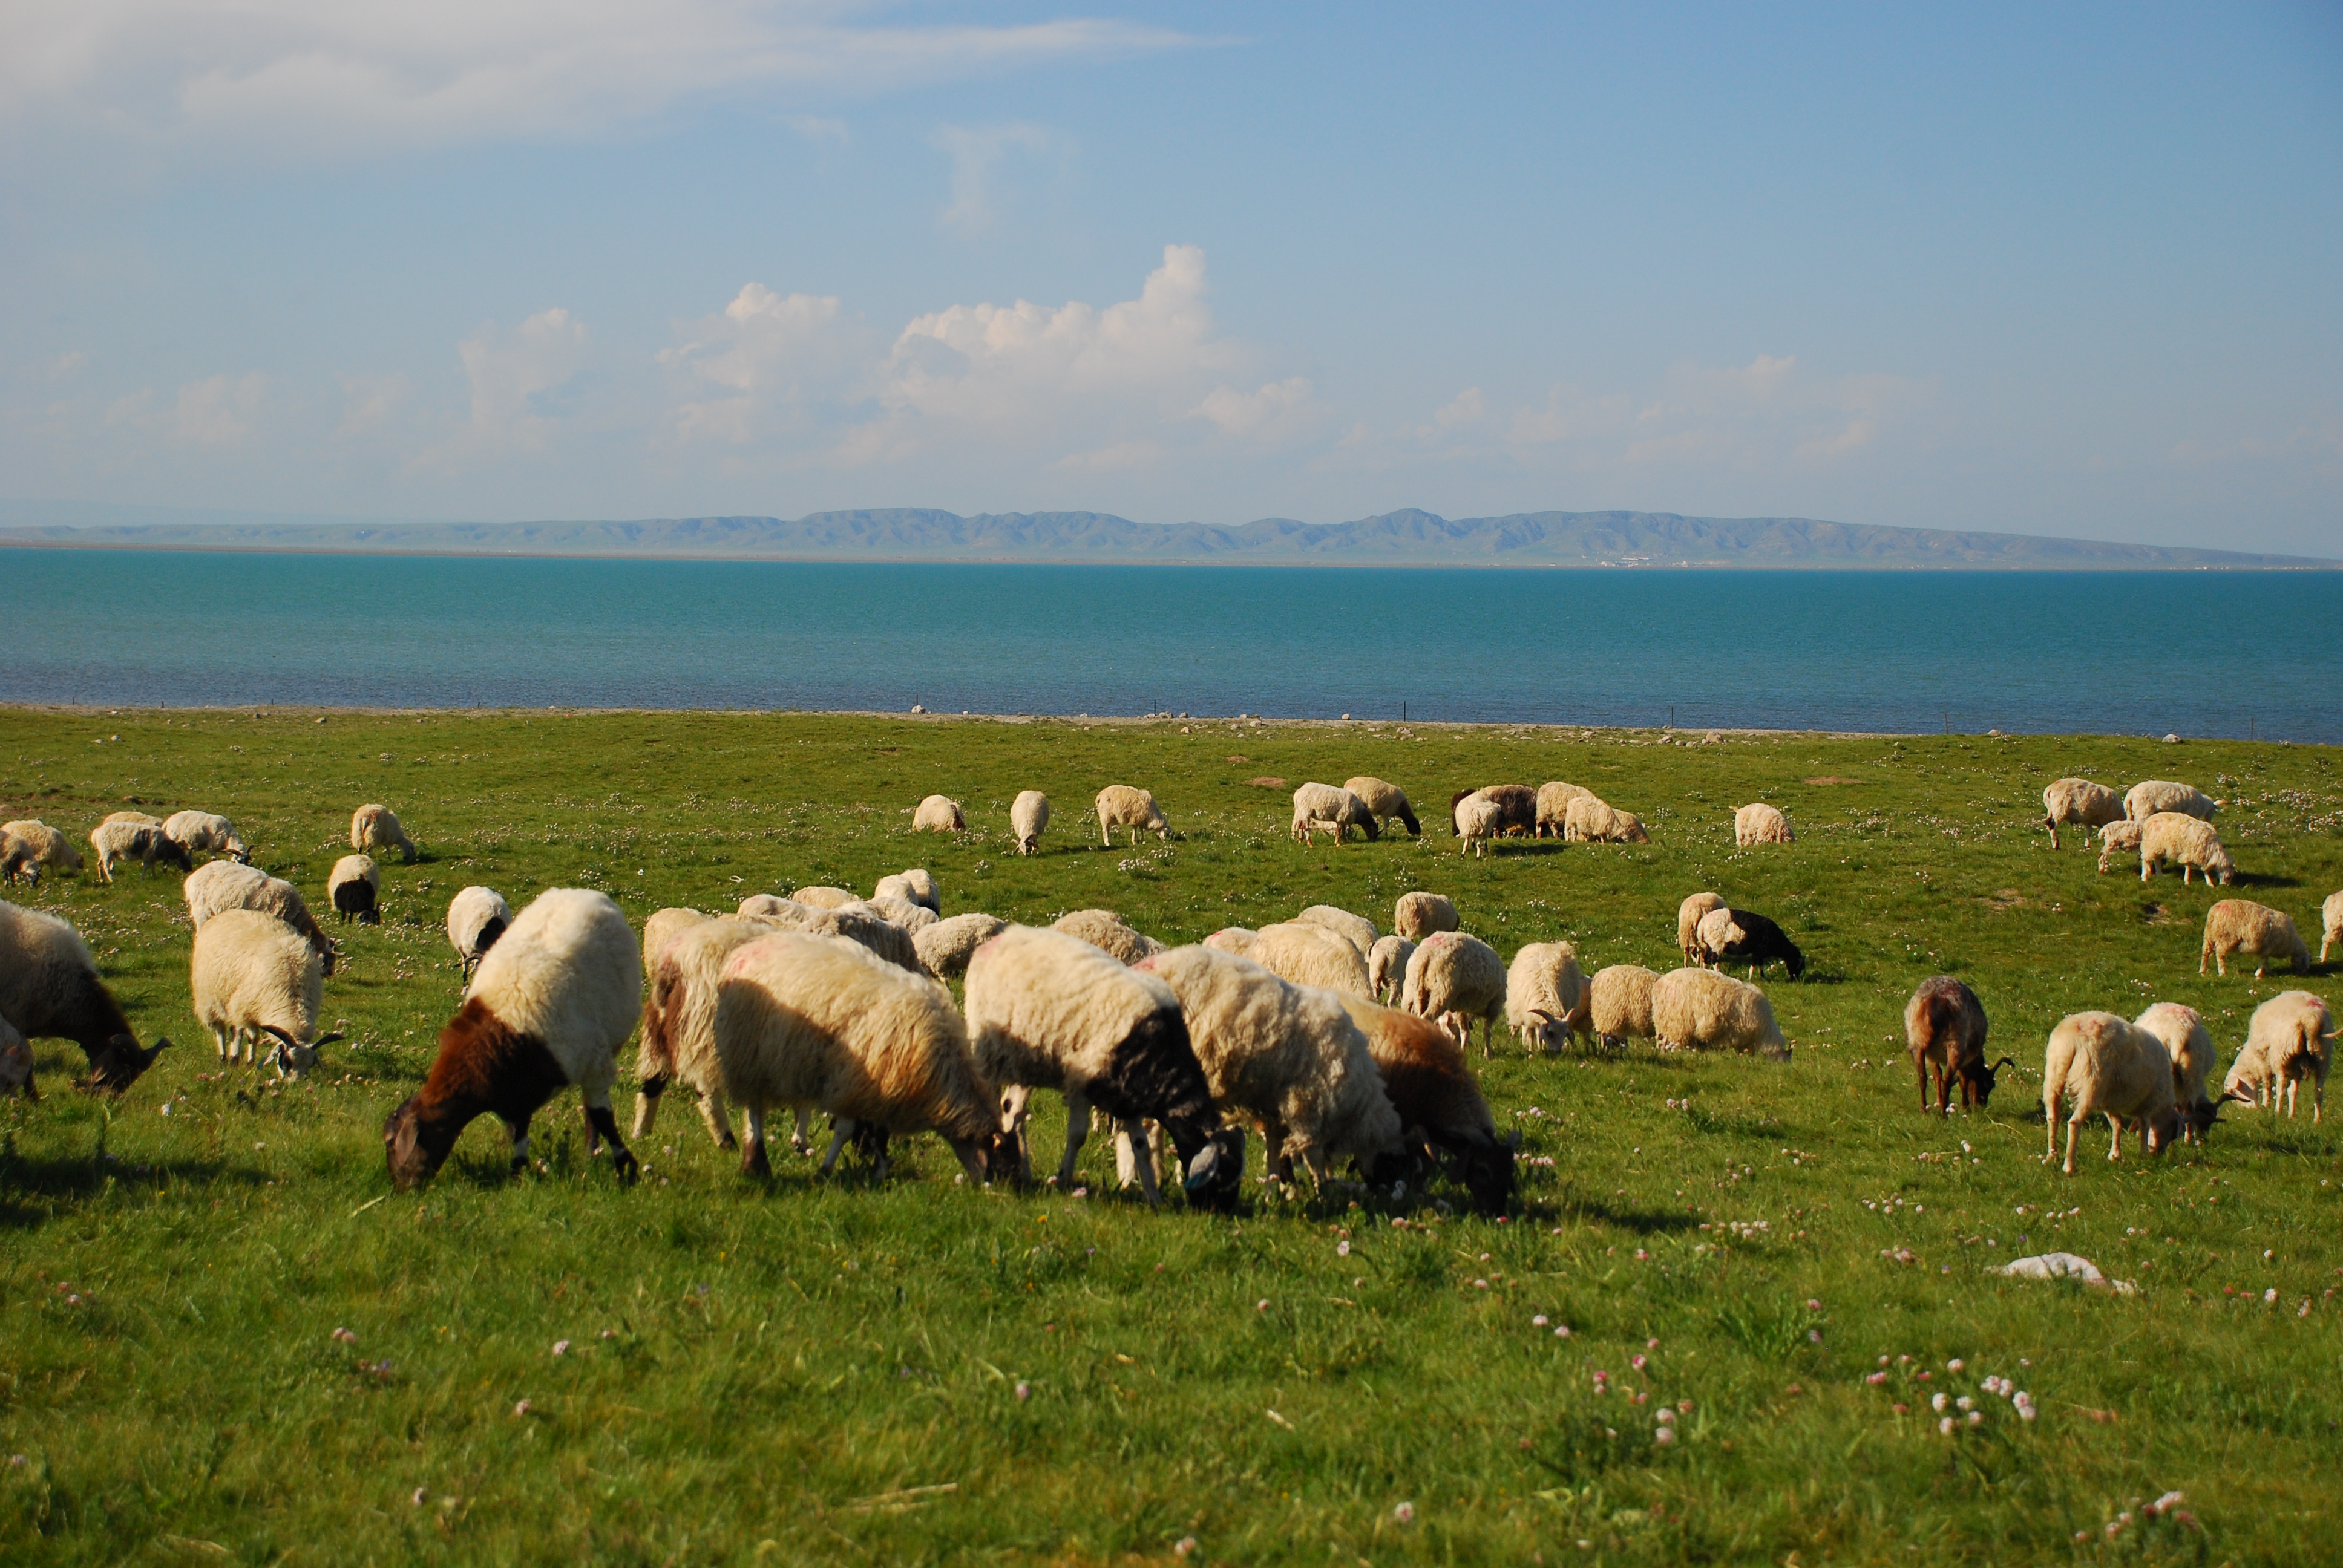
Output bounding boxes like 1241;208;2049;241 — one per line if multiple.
0;762;2336;1207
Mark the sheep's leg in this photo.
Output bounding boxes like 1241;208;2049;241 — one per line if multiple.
581;1091;638;1181
2284;1080;2298;1119
696;1086;738;1151
1262;1117;1294;1186
1055;1090;1095;1186
212;1027;231;1063
1293;1145;1331;1189
2062;1109;2083;1174
790;1108;813;1155
2045;1095;2059;1163
740;1106;772;1177
1118;1119;1163;1206
2105;1111;2125;1163
503;1114;532;1176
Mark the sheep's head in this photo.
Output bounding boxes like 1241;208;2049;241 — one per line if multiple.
2143;1104;2184;1155
1458;1134;1518;1215
384;1094;459;1190
2185;1098;2226;1140
1181;1127;1245;1212
85;1032;169;1094
1783;946;1807;980
1960;1054;2017;1107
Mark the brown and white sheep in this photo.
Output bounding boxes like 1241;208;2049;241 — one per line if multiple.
1335;994;1513;1213
1904;976;2007;1115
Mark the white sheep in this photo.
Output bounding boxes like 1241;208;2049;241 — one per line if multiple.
162;809;249;863
88;818;192;884
643;906;710;977
866;895;940;934
0;900;171;1091
2096;820;2143;874
2125;780;2217;823
741;895;809;921
1095;785;1168;847
1588;964;1659;1049
1291;782;1380;846
350;803;418;863
1011;791;1051;855
2222;991;2334;1123
1204;927;1258;956
2042;778;2124;849
738;897;923;975
2042;1011;2181;1174
2133;1001;2216;1137
190;909;341;1077
1734;803;1793;846
1564;795;1650;844
633;915;775;1153
1504;941;1590;1053
787;886;864;911
1367;935;1414;1004
1247;921;1376;999
874;869;941;913
911;795;966;834
2324;890;2343;966
2200;899;2311;977
1052;909;1166;965
1535;782;1593;838
1342;777;1420;837
445;886;513;982
183;860;338;976
1;821;82;877
1400;932;1507;1052
913;912;1009;979
1677;892;1725;965
1455;795;1504;858
1649;967;1790;1059
1295;904;1378;955
328;854;380;924
1394;891;1459;942
2138;812;2234;885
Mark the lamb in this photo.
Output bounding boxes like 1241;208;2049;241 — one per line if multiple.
1676;892;1725;964
2200;898;2311;977
963;926;1244;1207
2096;820;2143;874
2042;1011;2182;1174
712;929;1011;1180
383;888;641;1189
1734;803;1794;846
1564;795;1650;844
1011;790;1051;855
1535;782;1594;838
1296;904;1379;956
1450;785;1536;839
633;915;776;1153
2324;890;2343;965
1;821;82;877
2125;780;2218;823
88;818;192;884
1587;964;1660;1049
1133;946;1403;1186
873;869;941;913
1649;967;1791;1059
0;900;171;1091
912;795;966;834
1400;932;1507;1052
1342;777;1420;837
350;803;418;863
1394;891;1459;942
445;886;513;982
1204;927;1258;956
2138;811;2234;885
0;1016;31;1100
2222;991;2334;1123
190;909;342;1077
1052;909;1166;965
912;912;1009;979
183;860;339;976
1095;785;1169;846
1904;976;2008;1114
2042;778;2124;849
162;809;249;863
1367;935;1415;1004
1335;994;1513;1214
2134;1001;2217;1138
644;907;710;975
328;854;381;925
1455;796;1504;858
1247;921;1375;999
1504;941;1590;1053
1291;782;1380;846
1694;906;1807;979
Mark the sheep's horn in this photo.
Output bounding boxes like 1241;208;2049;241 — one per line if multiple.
1990;1055;2016;1072
258;1025;301;1048
313;1032;345;1047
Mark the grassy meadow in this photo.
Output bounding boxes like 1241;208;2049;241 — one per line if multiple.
2;705;2341;1566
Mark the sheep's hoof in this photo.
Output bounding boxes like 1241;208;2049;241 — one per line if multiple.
742;1141;773;1179
610;1149;640;1183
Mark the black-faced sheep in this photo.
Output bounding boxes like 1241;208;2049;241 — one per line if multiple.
1247;921;1375;999
1;821;81;877
2134;1001;2217;1138
2042;1011;2183;1174
1734;803;1793;846
351;803;418;863
1694;906;1806;980
0;900;171;1091
1677;892;1725;965
162;809;248;863
1052;909;1165;965
1011;791;1051;855
1291;782;1380;846
1394;891;1459;942
446;886;513;982
89;818;192;884
1904;976;2007;1114
191;909;342;1077
2138;812;2235;885
2125;780;2218;823
1335;994;1513;1214
912;795;965;833
1400;932;1507;1052
1450;785;1535;840
2042;778;2124;849
1534;782;1593;838
1504;940;1590;1053
2200;899;2310;977
2222;991;2334;1123
1342;777;1420;837
328;854;380;925
1650;967;1790;1059
1564;795;1650;844
1095;785;1168;846
1588;964;1659;1049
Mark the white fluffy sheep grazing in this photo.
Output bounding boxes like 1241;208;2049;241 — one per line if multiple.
1535;782;1593;837
1248;921;1375;999
162;809;248;863
2223;991;2335;1122
1011;791;1051;855
2042;778;2125;849
350;803;418;863
737;897;923;975
446;886;513;982
787;886;863;911
184;860;339;976
1;821;82;877
1095;785;1168;847
1505;941;1590;1053
0;900;171;1091
867;895;940;934
1588;964;1659;1049
874;869;941;913
1342;777;1420;837
1296;904;1378;955
2324;890;2343;966
2138;812;2234;885
2096;820;2143;874
1367;935;1414;1004
1204;927;1258;956
912;795;966;833
384;889;642;1189
712;930;1010;1180
1649;967;1790;1060
0;1015;31;1100
328;854;381;925
1401;932;1507;1052
191;909;341;1077
1394;891;1459;942
633;915;776;1152
644;907;710;976
1677;892;1725;965
1052;909;1166;965
2042;1011;2181;1174
964;926;1244;1207
1291;782;1380;846
1133;945;1403;1186
1455;795;1504;858
913;912;1009;979
1734;803;1793;846
2200;898;2311;977
2126;780;2218;823
2134;1001;2217;1137
1564;795;1650;844
88;817;192;884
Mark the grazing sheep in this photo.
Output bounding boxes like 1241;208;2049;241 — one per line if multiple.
101;809;161;829
737;897;924;975
0;1016;31;1100
1335;995;1513;1214
2042;778;2125;849
1134;946;1402;1186
2324;890;2343;966
1456;796;1504;858
1052;909;1166;965
1;821;82;877
1450;785;1536;839
1;828;41;888
328;854;380;925
1694;906;1807;980
644;907;710;976
787;886;863;911
0;900;172;1091
1400;932;1507;1052
1204;927;1259;956
350;803;418;863
1564;795;1650;844
633;915;778;1152
1248;921;1376;999
912;795;966;834
2042;1012;2182;1174
2125;780;2218;823
1904;976;2007;1114
88;818;192;884
1394;891;1460;942
1677;892;1725;965
1096;785;1169;847
965;926;1243;1207
2138;812;2235;886
1011;790;1051;855
1588;964;1660;1049
383;889;641;1189
1650;967;1791;1060
191;909;342;1077
183;860;339;976
1734;803;1794;846
1535;782;1594;837
2223;991;2335;1123
2200;899;2311;977
913;912;1009;979
713;930;1010;1180
1505;941;1590;1053
162;809;249;863
866;895;940;934
2134;1002;2217;1138
874;869;941;914
739;892;806;920
1296;904;1378;956
1366;935;1415;1004
2097;819;2143;874
1291;782;1381;846
1343;777;1420;837
446;886;513;983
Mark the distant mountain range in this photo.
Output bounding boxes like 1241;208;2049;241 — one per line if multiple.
1;501;2330;569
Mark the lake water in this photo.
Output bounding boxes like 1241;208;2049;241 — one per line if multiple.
4;548;2338;741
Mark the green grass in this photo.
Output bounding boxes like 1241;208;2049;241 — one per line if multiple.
2;706;2340;1566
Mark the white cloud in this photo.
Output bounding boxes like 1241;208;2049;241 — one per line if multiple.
660;283;866;445
1194;376;1323;446
431;307;590;462
931;122;1057;231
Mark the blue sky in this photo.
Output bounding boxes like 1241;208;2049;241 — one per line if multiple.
4;2;2338;551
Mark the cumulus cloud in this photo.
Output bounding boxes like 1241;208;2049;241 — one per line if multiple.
660;283;867;446
403;307;593;470
1194;376;1323;446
